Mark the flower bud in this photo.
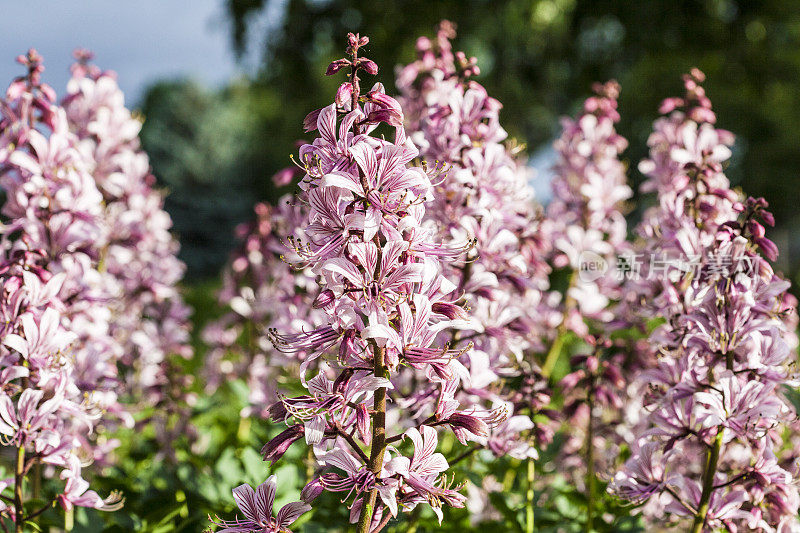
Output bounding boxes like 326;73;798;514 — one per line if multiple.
313;288;335;309
326;58;350;76
261;425;304;464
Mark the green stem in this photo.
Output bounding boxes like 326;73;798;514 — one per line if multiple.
541;335;563;379
690;428;723;533
14;445;24;533
585;381;595;533
542;271;577;379
525;458;535;533
691;352;729;533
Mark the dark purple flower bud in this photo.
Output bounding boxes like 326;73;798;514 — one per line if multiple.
446;413;489;437
261;424;304;463
365;109;403;127
569;354;588;366
339;330;356;361
313;289;335;309
267;400;289;422
358;59;378;76
366;90;402;114
326;58;351;76
431;301;466;320
766;491;792;516
356;403;370;444
761;210;775;227
303;108;322;132
361;59;378;76
332;368;354;394
747;219;766;239
301;478;324;503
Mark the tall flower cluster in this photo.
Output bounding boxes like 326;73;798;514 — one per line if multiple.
396;21;553;466
547;80;631;328
215;34;499;533
545;81;634;470
612;70;800;532
61;51;194;444
0;50;124;527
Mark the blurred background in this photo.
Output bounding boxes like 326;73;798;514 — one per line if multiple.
4;0;798;284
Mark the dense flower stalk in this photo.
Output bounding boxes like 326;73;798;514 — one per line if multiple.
61;51;194;451
612;70;800;532
214;33;501;533
0;50;124;528
396;17;553;466
547;80;631;329
395;24;562;529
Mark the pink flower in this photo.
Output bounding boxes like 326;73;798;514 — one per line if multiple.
211;475;311;533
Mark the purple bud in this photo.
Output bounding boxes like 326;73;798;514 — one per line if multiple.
431;302;466;320
365;109;403;127
756;237;778;261
261;425;304;463
313;289;335;309
301;479;324;503
356;403;370;445
326;58;350;76
446;413;489;437
332;368;354;394
358;59;378;76
303;108;321;132
747;219;765;239
267;400;288;422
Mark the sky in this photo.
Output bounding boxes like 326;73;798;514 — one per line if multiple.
0;0;242;106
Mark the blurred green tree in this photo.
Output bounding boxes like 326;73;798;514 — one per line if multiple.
222;0;800;276
140;80;285;277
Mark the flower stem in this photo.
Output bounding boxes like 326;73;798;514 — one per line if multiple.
450;444;478;466
356;341;387;533
542;271;577;379
14;444;24;533
525;458;535;533
690;428;723;533
584;379;595;533
541;335;563;379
